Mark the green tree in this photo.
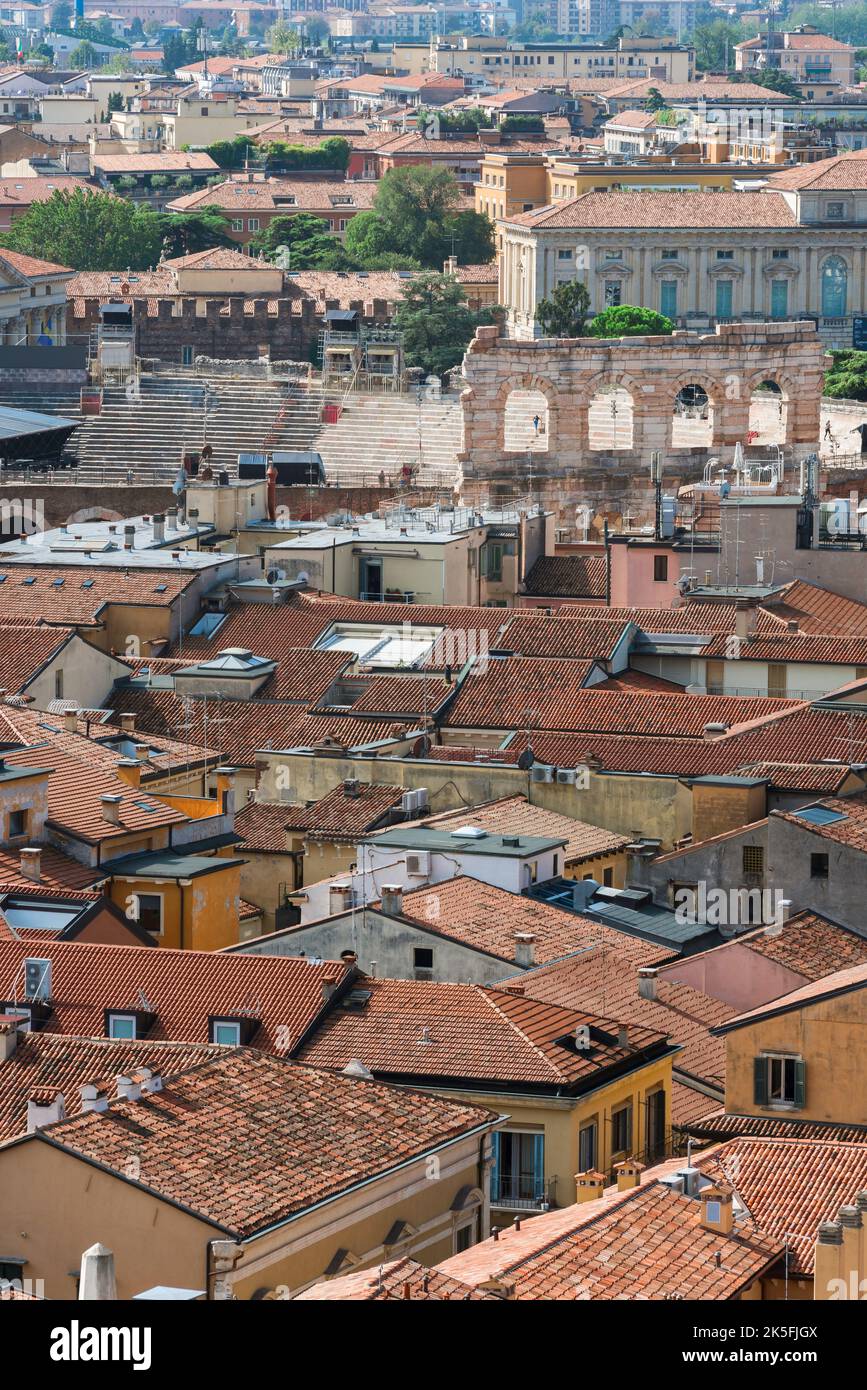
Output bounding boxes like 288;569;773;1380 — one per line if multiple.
589;305;674;337
739;67;802;98
536;281;591;338
155;208;234;258
265;19;300;53
106;90;124;113
305;17;329;45
248;212;351;269
646;86;666;112
348;165;494;269
51;0;72;25
824;350;867;401
69;39;98;67
393;272;498;378
693;18;745;71
0;188;162;269
512;9;558;40
442;208;495;266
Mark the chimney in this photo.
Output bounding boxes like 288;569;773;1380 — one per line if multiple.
637;967;657;1000
617;1025;630;1049
116;1074;141;1101
321;973;339;1004
838;1204;863;1290
63;709;78;733
339;949;358;966
188;507;200;530
79;1243;117;1301
79;1083;108;1114
787;619;799;633
614;1158;645;1191
123;524;136;550
119;713;136;733
514;932;535;967
26;1088;66;1133
734;601;757;642
134;743;149;761
167;506;178;531
101;794;123;825
140;1069;163;1095
380;884;404;916
444;255;458;275
575;1170;606;1203
215;766;236;818
329;883;353;915
19;846;41;883
116;759;141;788
0;1016;21;1059
814;1220;844;1299
152;513;166;544
702;722;729;740
700;1183;734;1235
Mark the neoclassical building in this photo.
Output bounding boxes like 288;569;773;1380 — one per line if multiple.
0;249;73;346
497;150;867;349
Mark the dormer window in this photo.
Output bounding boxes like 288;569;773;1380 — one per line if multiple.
212;1019;241;1046
208;1014;259;1045
108;1012;137;1040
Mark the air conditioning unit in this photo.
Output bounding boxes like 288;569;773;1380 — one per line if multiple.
24;957;51;1001
530;765;554;784
556;768;577;785
406;851;431;877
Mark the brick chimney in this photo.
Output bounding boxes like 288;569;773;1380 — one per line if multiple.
63;709;78;733
101;794;123;824
380;884;404;916
119;713;136;733
19;846;41;883
514;932;535;967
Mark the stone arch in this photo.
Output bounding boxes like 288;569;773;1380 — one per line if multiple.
584;371;639;452
494;372;560;454
746;374;790;447
667;371;725;450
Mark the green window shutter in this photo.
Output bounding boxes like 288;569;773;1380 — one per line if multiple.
754;1056;768;1105
794;1060;807;1109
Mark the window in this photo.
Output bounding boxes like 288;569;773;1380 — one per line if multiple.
660;280;677;318
706;659;725;696
754;1054;805;1108
611;1104;632;1153
826;201;845;220
604;249;623;261
653;554;668;582
604;281;622;308
715;279;733;320
211;1020;242;1046
455;1222;474;1253
768;662;787;698
716;250;734;261
557;248;572;261
770;279;789;320
772;248;789;260
108;1013;137;1040
742;845;764;875
8;810;26;839
821;256;848;316
135;893;163;934
490;1130;544;1205
811;853;829;879
483;541;503;581
247;218;260;232
231;218;243;231
660;249;678;260
54;669;64;699
181;345;194;366
578;1120;597;1172
603;866;613;887
413;947;433;969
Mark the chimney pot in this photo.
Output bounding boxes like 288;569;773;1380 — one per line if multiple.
119;713;136;733
380;884;404;916
321;973;339;1003
638;967;658;1000
817;1221;843;1246
115;1074;141;1101
63;709;78;733
134;743;149;761
514;932;535;967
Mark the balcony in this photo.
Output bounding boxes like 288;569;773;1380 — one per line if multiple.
490;1174;555;1211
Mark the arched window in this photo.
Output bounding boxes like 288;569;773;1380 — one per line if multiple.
821;257;848;317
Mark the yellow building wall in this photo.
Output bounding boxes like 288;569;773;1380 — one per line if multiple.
724;991;867;1126
690;781;767;845
564;849;628;888
109;862;242;951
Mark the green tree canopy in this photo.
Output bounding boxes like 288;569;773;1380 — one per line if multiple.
265;19;300;53
589;305;674;337
693;17;747;71
0;188;162;269
393;272;498;378
248;212;351;269
536;281;591;338
738;67;802;98
345;166;495;270
824;350;867;400
155;208;234;258
69;39;98;67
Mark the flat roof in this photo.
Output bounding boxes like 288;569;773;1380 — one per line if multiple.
105;851;246;880
368;827;566;857
0;404;79;439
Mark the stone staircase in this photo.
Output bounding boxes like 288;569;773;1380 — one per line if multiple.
299;387;464;487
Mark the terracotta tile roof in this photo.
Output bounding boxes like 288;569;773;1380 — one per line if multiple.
299;977;667;1087
559;602;742;632
287;269;409;309
167;177;377;215
284;781;404;840
162;245;268;270
404;795;629;863
497;615;629;661
438;1178;781;1299
0;248;73;278
294;1256;492;1300
703;630;867;665
694;1137;867;1275
605;109;660;128
672;1080;726;1127
445;665;798;736
0;845;102;893
0;938;350;1050
734;761;855;793
685;1110;867;1144
759;579;867;636
767;149;867;192
341;673;453;718
35;1050;496;1238
92;152;218;174
0;623;74;692
67;268;176;300
775;792;867;852
0;565;194;626
454;262;499;283
717;958;867;1034
505;189;796;231
594;669;687;692
0;176;94;208
522;554;607;599
234;799;303;852
389;876;672;969
0;1032;222;1142
737;910;867;981
504;951;730;1091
